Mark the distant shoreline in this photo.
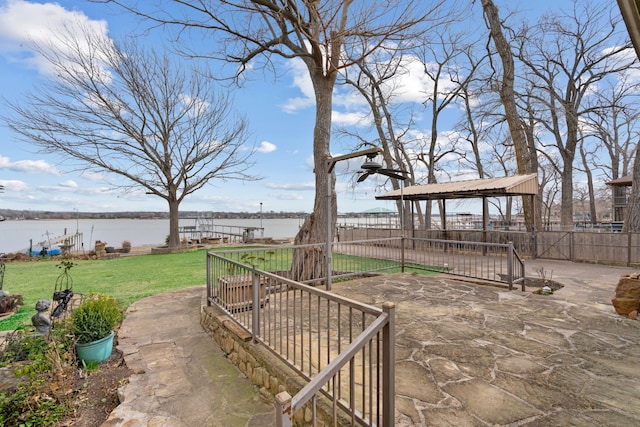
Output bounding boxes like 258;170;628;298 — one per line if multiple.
0;209;310;222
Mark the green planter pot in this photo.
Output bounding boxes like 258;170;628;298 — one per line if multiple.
75;331;114;364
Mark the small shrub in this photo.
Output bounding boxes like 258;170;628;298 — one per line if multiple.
72;294;124;344
0;330;47;366
0;321;76;425
0;380;66;426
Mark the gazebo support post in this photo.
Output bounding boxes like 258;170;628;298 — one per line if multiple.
482;197;489;256
442;199;448;253
531;194;537;260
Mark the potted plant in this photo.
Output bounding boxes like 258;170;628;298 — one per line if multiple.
121;240;132;254
72;293;124;364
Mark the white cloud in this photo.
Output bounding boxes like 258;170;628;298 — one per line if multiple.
386;57;443;104
35;182;114;197
180;94;210;117
0;0;110;76
0;155;62;174
257;141;277;153
266;182;315;191
332;110;371;127
0;178;30;191
58;180;78;189
347;54;459;106
281;58;315;113
333;86;368;110
273;192;304;201
80;170;104;181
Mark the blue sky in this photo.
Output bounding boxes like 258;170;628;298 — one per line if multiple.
0;0;586;215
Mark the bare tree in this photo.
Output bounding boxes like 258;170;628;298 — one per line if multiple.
455;47;493;181
514;2;635;229
101;0;449;281
539;161;562;230
618;0;640;232
341;49;418;231
485;133;518;224
2;25;255;249
457;25;545;229
625;144;640;231
416;26;484;229
577;138;597;226
583;73;640;183
480;0;537;231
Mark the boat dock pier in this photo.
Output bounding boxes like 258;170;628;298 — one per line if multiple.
179;218;263;244
33;230;84;255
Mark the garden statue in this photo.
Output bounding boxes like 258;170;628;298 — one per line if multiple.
31;299;52;335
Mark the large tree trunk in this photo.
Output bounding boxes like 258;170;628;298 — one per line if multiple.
580;144;597;226
424;201;433;230
624;146;640;232
559;117;579;228
292;70;336;283
167;195;181;249
482;0;537;232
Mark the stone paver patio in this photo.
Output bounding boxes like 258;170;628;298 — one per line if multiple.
331;271;640;426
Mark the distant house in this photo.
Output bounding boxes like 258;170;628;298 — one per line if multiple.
606;174;632;223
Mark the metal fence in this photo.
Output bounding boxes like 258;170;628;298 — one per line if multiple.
211;237;524;289
402;238;525;290
206;237;525;425
208;240;403;288
331;237;524;290
206;253;395;426
341;226;640;267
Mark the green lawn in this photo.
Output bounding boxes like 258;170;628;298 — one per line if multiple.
1;246;438;331
1;249;209;331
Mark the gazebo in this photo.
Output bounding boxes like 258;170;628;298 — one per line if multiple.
375;174;539;232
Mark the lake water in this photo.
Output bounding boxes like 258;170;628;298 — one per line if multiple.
0;215;394;254
0;217;309;254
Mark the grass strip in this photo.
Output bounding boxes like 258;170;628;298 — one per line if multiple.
1;249;209;331
1;246;440;331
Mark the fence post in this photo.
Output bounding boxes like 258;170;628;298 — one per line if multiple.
401;236;405;273
275;391;293;427
382;302;396;427
507;242;514;291
252;266;260;342
206;252;212;306
570;231;574;262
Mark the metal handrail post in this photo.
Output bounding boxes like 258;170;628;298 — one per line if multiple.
326;158;333;291
401;235;405;273
206;251;212;305
275;391;293;427
252;266;260;342
507;242;514;290
382;302;396;427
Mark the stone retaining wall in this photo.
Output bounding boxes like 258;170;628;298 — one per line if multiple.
200;302;349;426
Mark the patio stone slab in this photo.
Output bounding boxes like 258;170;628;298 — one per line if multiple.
332;270;640;426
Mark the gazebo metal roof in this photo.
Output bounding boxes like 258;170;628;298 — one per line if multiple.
375;174;538;201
